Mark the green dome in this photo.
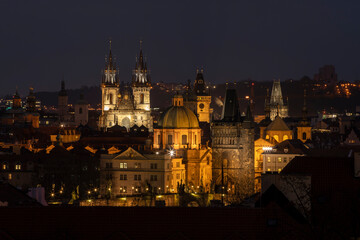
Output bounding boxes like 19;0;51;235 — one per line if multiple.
158;106;199;129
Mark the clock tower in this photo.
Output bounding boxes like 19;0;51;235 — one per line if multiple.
193;68;211;123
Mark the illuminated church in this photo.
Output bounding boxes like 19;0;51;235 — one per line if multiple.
98;42;152;131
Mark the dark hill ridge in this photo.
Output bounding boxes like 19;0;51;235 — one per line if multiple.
30;82;360;117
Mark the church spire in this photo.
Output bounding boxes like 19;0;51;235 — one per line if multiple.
132;40;150;87
270;79;284;106
302;89;308;121
102;39;119;85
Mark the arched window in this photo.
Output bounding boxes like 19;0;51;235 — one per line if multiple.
273;135;279;142
283;135;288;141
302;132;307;140
266;135;270;140
140;94;144;104
79;107;82;114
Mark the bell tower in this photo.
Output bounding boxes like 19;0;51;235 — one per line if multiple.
101;40;119;114
132;40;151;111
194;68;211;123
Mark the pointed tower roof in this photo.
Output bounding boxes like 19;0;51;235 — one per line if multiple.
193;68;208;96
59;80;67;96
102;40;119;85
299;89;310;126
266;116;290;131
105;39;115;71
270;79;284;106
221;89;240;122
132;40;151;87
13;87;20;99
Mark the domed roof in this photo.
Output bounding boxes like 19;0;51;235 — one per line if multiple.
158;106;199;129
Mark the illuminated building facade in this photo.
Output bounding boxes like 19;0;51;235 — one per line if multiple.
98;42;152;131
154;93;212;192
100;147;186;197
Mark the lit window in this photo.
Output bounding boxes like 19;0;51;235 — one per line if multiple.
15;163;21;170
278;157;282;162
120;163;127;169
135;163;141;169
267;168;271;172
267;157;271;163
278;168;282;173
8;173;12;180
2;163;8;170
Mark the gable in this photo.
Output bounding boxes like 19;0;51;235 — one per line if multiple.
255;138;274;147
113;147;147;160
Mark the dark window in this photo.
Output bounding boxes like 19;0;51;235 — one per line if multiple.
302;132;307;140
168;135;173;145
120;174;127;180
106;163;113;169
150;163;158;169
140;94;144;104
150;175;158;181
182;135;187;145
79;107;82;114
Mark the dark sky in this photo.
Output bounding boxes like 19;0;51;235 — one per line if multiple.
1;0;360;96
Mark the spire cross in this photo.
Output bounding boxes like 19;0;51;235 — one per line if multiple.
109;38;112;50
139;40;143;50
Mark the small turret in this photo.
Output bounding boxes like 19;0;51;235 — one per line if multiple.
12;88;22;109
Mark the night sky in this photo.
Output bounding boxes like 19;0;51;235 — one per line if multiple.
1;0;360;96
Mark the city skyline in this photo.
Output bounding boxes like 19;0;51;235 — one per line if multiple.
1;0;360;96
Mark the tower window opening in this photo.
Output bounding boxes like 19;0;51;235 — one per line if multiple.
140;94;144;104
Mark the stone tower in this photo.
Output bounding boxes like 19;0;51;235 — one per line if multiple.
211;89;254;198
297;89;312;143
193;68;211;123
132;41;151;112
26;87;36;112
266;79;288;120
101;40;120;114
75;93;88;126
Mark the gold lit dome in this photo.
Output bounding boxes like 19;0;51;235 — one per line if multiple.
157;94;199;129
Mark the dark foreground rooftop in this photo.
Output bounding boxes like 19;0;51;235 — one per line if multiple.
0;206;311;240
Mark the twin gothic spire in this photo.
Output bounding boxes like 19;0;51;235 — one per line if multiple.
102;40;151;87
